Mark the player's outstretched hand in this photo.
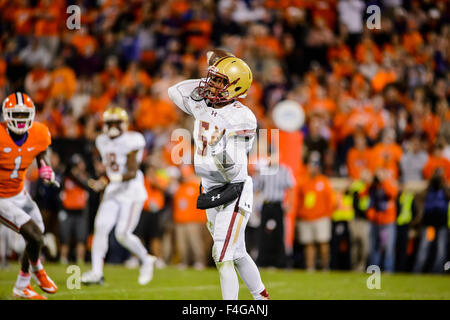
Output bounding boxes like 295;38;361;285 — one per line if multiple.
208;126;226;147
88;176;108;192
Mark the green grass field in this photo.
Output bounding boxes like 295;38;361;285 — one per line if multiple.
1;263;449;300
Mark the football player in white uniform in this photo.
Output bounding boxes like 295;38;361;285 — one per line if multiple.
168;53;269;300
81;107;156;285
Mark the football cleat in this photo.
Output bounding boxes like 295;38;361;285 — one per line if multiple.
259;289;270;300
81;270;104;285
138;255;156;285
32;269;58;294
13;285;47;300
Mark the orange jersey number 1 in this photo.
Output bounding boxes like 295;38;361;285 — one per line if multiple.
10;156;22;179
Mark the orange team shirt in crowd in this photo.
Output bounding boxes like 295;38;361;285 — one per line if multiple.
100;68;123;93
143;179;165;212
121;70;152;90
61;177;89;210
369;142;402;179
366;178;398;225
71;33;98;56
13;6;34;35
87;92;112;116
255;35;283;58
328;43;352;62
332;109;351;144
173;180;206;224
186;20;212;51
265;0;309;10
332;58;355;79
338;107;384;142
371;69;397;93
0;122;51;197
311;0;337;29
37;108;63;138
170;0;191;16
402;31;423;55
50;66;77;99
297;174;335;221
423;156;450;182
347;147;372;180
135;97;179;131
27;69;51;105
306;96;337;115
422;111;440;144
34;0;65;37
355;39;382;63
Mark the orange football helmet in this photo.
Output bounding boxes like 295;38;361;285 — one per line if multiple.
2;92;36;134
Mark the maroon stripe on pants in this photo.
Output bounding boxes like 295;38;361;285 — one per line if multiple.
218;194;242;262
0;215;20;232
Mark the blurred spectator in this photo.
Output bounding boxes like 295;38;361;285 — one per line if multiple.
296;152;334;271
18;38;52;69
49;57;77;100
400;135;429;183
423;142;450;183
395;184;419;272
413;169;449;273
58;154;90;264
304;116;329;172
254;151;295;268
305;17;334;68
367;168;399;272
346;130;371;180
24;62;51;106
330;183;354;270
370;128;402;180
348;170;371;272
337;0;365;49
173;165;207;270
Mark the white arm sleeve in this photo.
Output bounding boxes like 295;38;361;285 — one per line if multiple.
167;79;201;116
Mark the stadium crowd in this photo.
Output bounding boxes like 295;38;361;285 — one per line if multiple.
0;0;449;273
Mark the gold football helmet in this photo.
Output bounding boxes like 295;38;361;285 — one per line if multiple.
199;56;253;104
102;106;129;138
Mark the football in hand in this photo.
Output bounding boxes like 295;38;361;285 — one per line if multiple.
206;49;235;66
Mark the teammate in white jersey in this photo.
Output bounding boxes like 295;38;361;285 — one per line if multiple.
81;107;156;286
168;52;269;300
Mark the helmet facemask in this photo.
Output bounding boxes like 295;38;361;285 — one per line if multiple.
103;120;127;138
3;107;35;135
198;66;239;104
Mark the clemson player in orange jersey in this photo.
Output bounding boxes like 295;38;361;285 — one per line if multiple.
0;92;58;299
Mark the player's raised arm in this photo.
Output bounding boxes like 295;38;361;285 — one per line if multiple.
167;79;202;116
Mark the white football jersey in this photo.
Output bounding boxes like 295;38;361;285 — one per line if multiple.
168;79;257;192
95;131;147;202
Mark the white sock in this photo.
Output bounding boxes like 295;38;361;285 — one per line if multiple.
15;271;31;289
30;259;43;272
234;253;267;300
91;232;108;275
116;233;148;263
216;260;239;300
